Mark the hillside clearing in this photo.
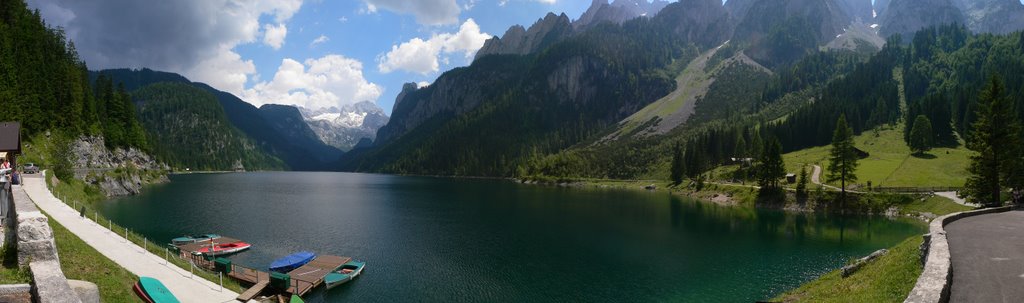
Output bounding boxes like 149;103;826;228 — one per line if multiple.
782;126;970;188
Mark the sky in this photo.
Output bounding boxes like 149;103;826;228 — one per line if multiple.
25;0;598;115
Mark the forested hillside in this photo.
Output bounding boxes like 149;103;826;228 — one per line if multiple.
528;26;1024;181
0;0;146;151
132;82;285;171
93;68;343;171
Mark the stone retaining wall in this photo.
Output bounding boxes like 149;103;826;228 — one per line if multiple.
9;184;84;303
904;206;1013;303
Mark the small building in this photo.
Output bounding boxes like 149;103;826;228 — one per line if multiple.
0;122;20;169
785;173;797;184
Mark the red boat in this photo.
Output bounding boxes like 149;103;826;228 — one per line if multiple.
195;241;251;256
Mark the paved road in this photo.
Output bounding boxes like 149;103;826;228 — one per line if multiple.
946;210;1024;303
21;174;242;303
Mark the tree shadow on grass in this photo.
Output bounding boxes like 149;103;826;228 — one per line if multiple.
911;152;937;159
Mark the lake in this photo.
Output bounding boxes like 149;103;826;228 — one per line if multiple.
99;172;925;302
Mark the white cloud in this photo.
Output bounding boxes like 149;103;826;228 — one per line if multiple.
362;0;460;25
310;35;330;47
378;18;491;74
242;55;384;109
188;47;257;97
417;81;431;88
25;0;304;96
263;23;288;49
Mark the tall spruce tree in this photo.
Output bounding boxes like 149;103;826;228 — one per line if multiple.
964;75;1023;206
909;115;933;155
757;138;785;192
670;142;684;185
827;114;859;203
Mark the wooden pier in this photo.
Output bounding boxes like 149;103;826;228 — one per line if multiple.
228;255;351;300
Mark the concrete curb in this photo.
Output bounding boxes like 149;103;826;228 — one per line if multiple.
904;206;1014;303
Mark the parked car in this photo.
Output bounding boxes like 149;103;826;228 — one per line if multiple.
22;163;39;174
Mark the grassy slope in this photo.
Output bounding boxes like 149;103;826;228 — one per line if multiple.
773;236;922;303
783;125;971;188
48;212;138;302
772;195;970;302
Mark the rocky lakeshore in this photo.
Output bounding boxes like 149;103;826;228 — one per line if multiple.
70;136;169;196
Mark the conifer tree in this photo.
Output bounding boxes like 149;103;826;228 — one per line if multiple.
965;75;1023;206
827;114;859;203
670;142;684;185
757;138;785;191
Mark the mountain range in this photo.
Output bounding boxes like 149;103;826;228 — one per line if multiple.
88;68;387;170
340;0;1024;177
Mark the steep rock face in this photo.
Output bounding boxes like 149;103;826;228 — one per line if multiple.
474;13;573;60
733;0;851;68
878;0;965;39
951;0;1024;34
875;0;892;17
659;0;734;49
836;0;874;21
375;57;524;144
301;101;389;151
70;136;168;196
724;0;756;23
574;0;670;29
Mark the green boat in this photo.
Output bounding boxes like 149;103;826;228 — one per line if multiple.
290;294;305;303
136;277;180;303
324;260;366;290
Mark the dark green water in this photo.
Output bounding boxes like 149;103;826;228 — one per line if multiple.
100;172;925;302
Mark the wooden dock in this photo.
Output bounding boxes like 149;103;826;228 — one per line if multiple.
228;255;351;300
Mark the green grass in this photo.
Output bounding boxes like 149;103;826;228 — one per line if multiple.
783;125;971;188
47;212;138;302
772;236;924;303
0;245;31;284
900;195;974;216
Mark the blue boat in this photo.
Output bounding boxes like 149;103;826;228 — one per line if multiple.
269;251;316;273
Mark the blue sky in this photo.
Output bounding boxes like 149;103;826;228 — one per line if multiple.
27;0;595;114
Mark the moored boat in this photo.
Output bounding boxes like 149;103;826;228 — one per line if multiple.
135;277;181;303
290;294;305;303
195;241;251;256
324;260;366;289
269;251;316;273
171;233;220;246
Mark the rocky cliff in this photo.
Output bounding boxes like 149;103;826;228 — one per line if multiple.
732;0;851;68
574;0;670;29
951;0;1024;34
474;13;574;61
70;136;168;197
878;0;965;39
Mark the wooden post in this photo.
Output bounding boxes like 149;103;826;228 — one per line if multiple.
125;227;128;242
219;272;223;292
144;237;147;251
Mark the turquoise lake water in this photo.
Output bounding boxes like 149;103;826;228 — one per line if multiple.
100;172;925;302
